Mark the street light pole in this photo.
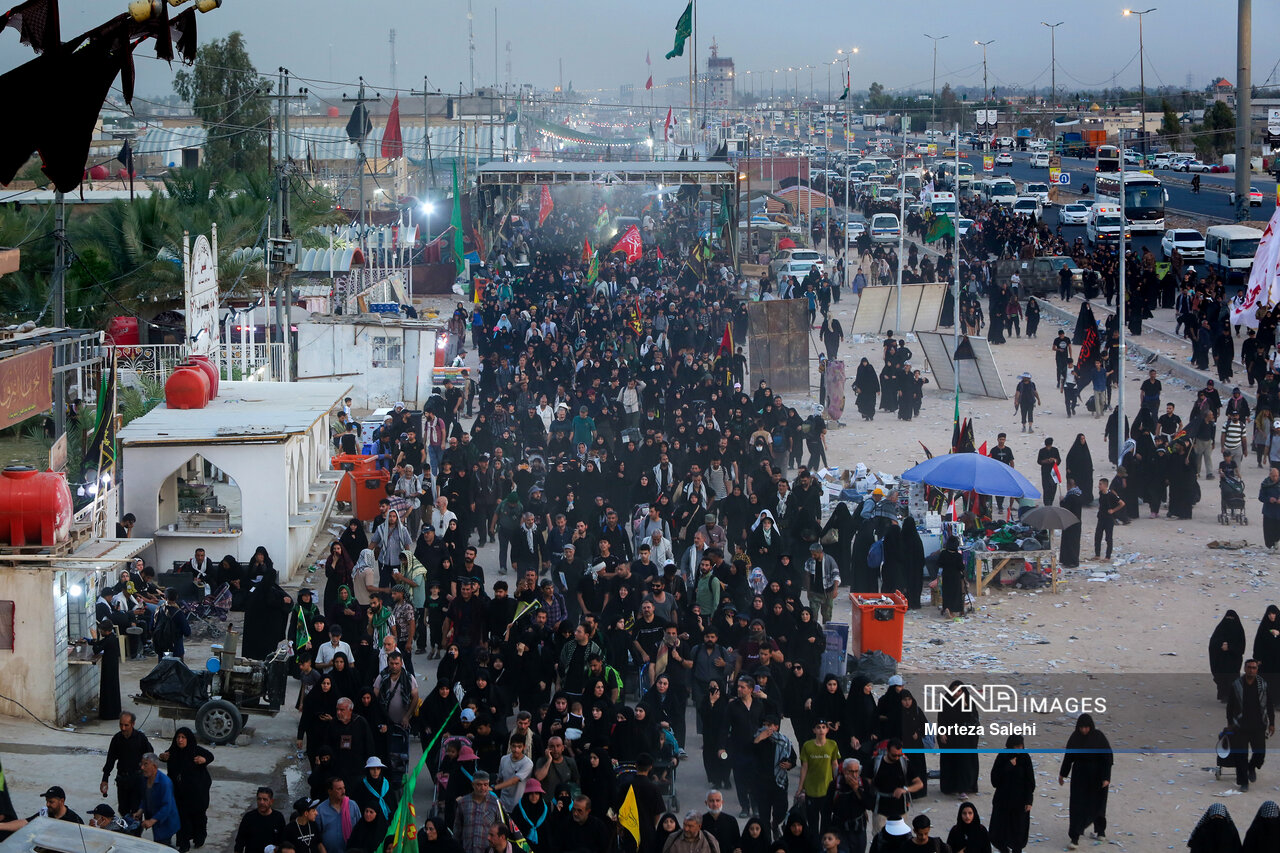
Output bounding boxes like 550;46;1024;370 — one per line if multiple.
974;40;994;105
924;34;948;124
1041;22;1063;107
1123;8;1156;161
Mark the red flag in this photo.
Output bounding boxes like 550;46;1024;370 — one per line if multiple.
582;237;592;264
1052;462;1064;485
977;441;988;456
381;95;403;159
663;107;673;142
537;185;553;227
612;224;644;263
646;75;653;91
718;323;733;357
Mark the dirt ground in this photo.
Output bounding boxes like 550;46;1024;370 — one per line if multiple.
1;285;1275;852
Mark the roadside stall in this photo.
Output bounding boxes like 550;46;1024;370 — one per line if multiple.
900;453;1063;597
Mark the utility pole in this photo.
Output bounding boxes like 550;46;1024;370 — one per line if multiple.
467;0;476;93
342;80;380;311
52;191;65;436
925;34;948;123
389;29;396;92
1234;0;1252;222
1042;22;1063;108
1124;9;1155;161
1117;165;1126;450
263;69;307;379
975;40;994;108
412;77;441;192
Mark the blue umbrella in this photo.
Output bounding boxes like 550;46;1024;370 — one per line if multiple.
900;453;1041;499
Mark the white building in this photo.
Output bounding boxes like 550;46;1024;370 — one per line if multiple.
118;381;351;581
296;314;444;411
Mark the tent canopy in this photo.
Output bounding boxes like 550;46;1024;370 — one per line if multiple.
901;453;1041;499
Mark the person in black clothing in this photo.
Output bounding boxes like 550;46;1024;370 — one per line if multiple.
864;738;922;832
989;434;1015;513
1227;659;1276;791
101;712;153;817
160;727;214;852
1058;714;1113;848
1052;332;1072;389
1093;478;1124;561
1037;439;1061;507
989;735;1034;853
1210;610;1247;703
233;787;286;853
1058;480;1084;568
726;675;766;818
91;619;122;721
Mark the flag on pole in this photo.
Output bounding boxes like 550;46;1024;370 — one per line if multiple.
381;95;404;158
1051;462;1064;485
631;295;643;335
924;213;955;244
451;162;465;276
664;1;692;59
619;786;642;847
594;203;609;231
646;75;653;91
585;252;600;286
718;323;733;357
663;107;673;142
655;244;665;271
612;224;644;262
386;699;463;853
582;237;593;264
838;71;850;101
537;184;553;226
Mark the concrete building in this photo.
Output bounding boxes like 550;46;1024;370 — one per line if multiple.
118;380;350;581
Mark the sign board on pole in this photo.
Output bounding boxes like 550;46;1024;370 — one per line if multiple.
184;230;220;361
1269;109;1280;135
1056;172;1071;185
1048;168;1061;184
1048;154;1062;170
983;155;994;172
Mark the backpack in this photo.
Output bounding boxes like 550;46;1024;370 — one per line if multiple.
151;608;176;654
867;538;885;570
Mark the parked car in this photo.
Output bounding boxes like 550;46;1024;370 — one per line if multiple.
1160;228;1205;261
1059;203;1090;225
1227;187;1264;207
1175;159;1211;172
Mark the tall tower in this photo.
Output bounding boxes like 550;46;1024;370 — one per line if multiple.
707;40;735;109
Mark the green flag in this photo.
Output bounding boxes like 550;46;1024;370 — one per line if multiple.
838;85;849;101
585;251;599;286
665;2;692;60
924;213;955;244
451;162;465;276
386;701;461;853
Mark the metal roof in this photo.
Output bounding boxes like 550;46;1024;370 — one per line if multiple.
477;160;737;186
119;380;351;445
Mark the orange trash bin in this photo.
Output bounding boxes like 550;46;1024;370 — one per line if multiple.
849;592;909;661
347;470;391;521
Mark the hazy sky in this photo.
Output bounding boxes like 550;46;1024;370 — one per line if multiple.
4;0;1278;106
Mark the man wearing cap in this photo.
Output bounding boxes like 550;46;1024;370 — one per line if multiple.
806;542;841;624
87;803;131;833
0;785;84;833
454;772;501;853
282;798;323;853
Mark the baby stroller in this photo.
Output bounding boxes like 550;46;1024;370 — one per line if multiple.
180;583;233;639
1218;475;1248;525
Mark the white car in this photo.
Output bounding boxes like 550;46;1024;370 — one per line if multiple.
869;213;901;244
769;248;825;280
1160;228;1205;261
1228;187;1264;207
996;136;1015;149
1012;196;1043;218
845;221;867;242
1060;203;1090;225
1030;152;1051;169
995;152;1013;166
957;218;974;236
1023;181;1051;206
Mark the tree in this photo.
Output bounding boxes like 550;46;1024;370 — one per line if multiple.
173;32;271;174
1159;99;1182;148
867;81;891;111
1194;101;1235;160
938;83;963;126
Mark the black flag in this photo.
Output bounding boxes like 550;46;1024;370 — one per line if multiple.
118;138;133;199
346;86;372;144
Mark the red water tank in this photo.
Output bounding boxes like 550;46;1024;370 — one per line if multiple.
165;365;210;409
184;356;219;398
104;316;140;346
0;466;74;547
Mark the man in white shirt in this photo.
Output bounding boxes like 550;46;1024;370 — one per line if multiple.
646;529;675;569
313;625;353;671
493;738;534;810
431;496;457;537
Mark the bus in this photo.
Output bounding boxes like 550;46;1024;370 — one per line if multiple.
937;161;974;193
1095;171;1168;233
1095;145;1120;174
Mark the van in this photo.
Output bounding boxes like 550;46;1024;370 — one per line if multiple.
1031;152;1051;169
929;191;958;217
983;178;1017;206
1204;224;1263;284
1086;203;1129;244
869;213;901;244
1023;181;1051;206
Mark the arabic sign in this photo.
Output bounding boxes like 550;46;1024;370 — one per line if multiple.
983;156;994;172
0;346;52;429
184;231;219;359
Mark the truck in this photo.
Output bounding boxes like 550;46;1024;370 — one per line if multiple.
1058;132;1087;157
1081;129;1107;151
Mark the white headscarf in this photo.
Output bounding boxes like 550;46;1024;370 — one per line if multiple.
352;548;376;576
